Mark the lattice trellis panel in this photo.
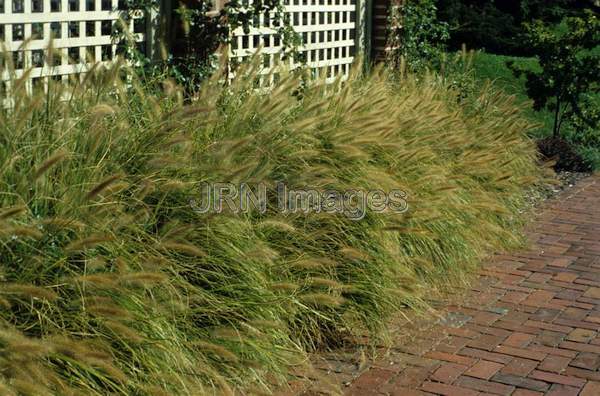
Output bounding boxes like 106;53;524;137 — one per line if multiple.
229;0;359;84
0;0;148;96
1;0;365;96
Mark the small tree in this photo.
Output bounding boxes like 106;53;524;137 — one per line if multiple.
508;10;600;139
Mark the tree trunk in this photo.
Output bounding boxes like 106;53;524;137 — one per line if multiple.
553;97;561;139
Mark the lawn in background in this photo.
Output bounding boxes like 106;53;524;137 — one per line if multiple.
473;51;600;169
472;52;553;139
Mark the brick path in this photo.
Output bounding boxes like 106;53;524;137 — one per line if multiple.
287;176;600;396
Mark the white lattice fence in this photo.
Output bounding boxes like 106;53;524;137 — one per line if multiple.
1;0;366;95
229;0;361;83
0;0;149;95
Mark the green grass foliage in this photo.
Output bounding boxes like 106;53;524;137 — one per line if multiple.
0;59;541;394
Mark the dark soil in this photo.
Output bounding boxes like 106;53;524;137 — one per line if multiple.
537;136;592;172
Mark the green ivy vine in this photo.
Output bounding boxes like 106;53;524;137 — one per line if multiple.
117;0;303;90
386;0;449;73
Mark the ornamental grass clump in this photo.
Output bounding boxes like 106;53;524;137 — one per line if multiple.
0;57;541;394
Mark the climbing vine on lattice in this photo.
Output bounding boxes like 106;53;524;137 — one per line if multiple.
119;0;302;89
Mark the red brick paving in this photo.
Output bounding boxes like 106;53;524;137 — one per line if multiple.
283;176;600;395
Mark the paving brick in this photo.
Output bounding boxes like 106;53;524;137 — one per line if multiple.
394;354;443;369
458;347;513;364
493;345;546;361
512;390;544;396
550;258;573;268
420;381;479;396
538;355;572;373
586;314;600;324
529;308;562;323
445;326;480;339
528;370;586;387
567;301;595;310
490;373;549;392
463;360;503;380
344;385;380;396
546;383;581;396
472;311;503;326
559;341;600;354
500;291;528;304
583;287;600;299
527;290;556;304
349;368;395;389
435;336;471;354
536;330;566;347
385;387;428;396
492;321;541;335
529;273;554;283
524;320;573;334
570;352;600;370
511;389;544;396
395;337;436;356
561;307;589;321
422;351;476;367
566;328;597;343
500;358;538;377
502;310;531;324
564;366;600;381
528;344;578;358
503;332;535;348
381;366;429;389
554;318;600;331
581;381;600;396
455;375;515;395
553;272;579;283
467;334;507;352
465;324;512;338
431;363;468;384
555;289;582;301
